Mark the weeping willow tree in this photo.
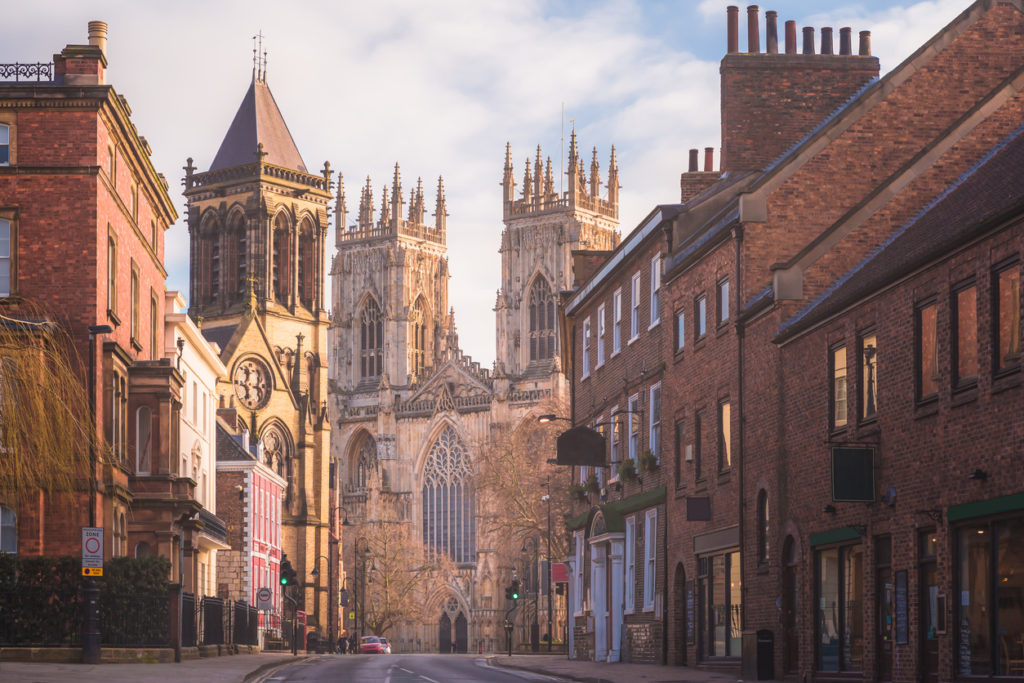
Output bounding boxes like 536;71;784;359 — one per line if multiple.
0;304;103;504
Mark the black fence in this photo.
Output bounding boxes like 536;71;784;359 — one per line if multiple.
233;601;259;646
100;591;171;647
182;592;197;647
201;596;224;645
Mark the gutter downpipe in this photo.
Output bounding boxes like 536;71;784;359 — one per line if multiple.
733;223;747;657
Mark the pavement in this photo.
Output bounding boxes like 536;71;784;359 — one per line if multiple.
489;654;745;683
0;652;307;682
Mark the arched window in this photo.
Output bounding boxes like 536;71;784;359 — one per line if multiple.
757;490;770;564
297;218;315;310
354;435;376;489
229;212;247;302
0;505;16;554
360;298;384;379
210;234;221;303
422;426;475;563
272;213;291;303
409;297;428;378
118;512;126;557
528;277;555;361
134;541;152;558
136;406;152;474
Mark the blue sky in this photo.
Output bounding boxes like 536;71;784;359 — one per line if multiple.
2;0;968;365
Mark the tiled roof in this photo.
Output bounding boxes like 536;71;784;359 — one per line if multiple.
209;77;306;172
201;324;237;357
777;125;1024;342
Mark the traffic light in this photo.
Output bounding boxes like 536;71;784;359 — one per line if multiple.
280;555;297;587
510;579;520;601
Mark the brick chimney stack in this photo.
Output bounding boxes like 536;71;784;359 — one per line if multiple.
718;5;879;172
54;21;108;86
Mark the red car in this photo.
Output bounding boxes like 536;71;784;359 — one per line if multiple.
359;635;387;654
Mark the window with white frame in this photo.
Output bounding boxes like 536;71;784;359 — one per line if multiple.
612;289;622;354
625;516;636;612
582;317;591;378
650;254;661;327
649;383;661;462
574;530;584;613
628;394;640;462
0;218;11;298
717;277;730;324
630;272;641;340
610;406;621;463
696;294;707;340
675;309;685;352
0;124;9;166
644;509;657;610
596;304;605;367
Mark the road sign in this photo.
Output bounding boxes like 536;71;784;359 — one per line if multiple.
256;586;273;610
82;527;103;570
348;611;355;621
82;567;104;577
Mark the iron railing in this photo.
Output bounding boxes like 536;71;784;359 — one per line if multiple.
0;62;54;83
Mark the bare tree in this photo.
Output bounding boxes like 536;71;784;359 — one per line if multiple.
361;511;453;637
0;304;101;503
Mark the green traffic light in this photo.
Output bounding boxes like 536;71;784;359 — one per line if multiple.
511;591;519;600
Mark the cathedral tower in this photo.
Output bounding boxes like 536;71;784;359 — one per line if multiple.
496;132;620;378
184;64;334;635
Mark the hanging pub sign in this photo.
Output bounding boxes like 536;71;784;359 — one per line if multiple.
556;426;607;467
831;446;876;502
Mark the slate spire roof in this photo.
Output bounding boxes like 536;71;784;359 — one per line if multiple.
209;74;307;173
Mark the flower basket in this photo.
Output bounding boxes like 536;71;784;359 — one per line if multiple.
585;473;600;494
617;459;637;482
639;449;659;472
569;483;588;501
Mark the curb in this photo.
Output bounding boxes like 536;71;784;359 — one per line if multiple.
243;654;312;682
487;655;616;683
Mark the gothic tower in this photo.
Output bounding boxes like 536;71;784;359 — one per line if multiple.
496;132;620;379
184;65;334;633
329;164;451;393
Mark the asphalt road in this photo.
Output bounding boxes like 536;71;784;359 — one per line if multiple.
261;653;565;682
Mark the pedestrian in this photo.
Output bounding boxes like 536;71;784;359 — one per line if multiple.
338;634;347;654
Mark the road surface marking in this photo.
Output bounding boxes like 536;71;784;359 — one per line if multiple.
399;668;415;674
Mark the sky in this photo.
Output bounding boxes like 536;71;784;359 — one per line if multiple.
2;0;968;366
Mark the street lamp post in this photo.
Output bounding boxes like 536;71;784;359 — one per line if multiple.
310;554;330;652
521;537;540;652
541;484;553;652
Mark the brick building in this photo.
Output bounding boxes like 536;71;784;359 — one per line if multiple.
216;422;285;644
654;1;1024;680
0;24;193;576
561;203;672;663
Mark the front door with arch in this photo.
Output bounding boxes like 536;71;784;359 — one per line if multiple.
455;611;468;653
438;612;452;653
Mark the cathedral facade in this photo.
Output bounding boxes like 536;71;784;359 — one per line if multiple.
329;134;620;652
185;68;336;639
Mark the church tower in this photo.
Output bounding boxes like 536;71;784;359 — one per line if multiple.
496;132;620;379
329;165;451;393
184;61;334;634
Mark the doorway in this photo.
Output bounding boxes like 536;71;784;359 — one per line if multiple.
782;536;798;674
454;611;468;653
439;612;452;653
673;563;687;666
919;531;939;683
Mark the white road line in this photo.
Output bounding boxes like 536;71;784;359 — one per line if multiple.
419;676;440;683
399;667;415;674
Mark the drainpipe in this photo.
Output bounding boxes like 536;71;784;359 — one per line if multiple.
733;224;747;645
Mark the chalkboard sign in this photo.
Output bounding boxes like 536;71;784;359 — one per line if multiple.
686;580;695;646
895;570;909;644
831;446;875;502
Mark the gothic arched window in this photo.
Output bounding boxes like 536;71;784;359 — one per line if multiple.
273;213;291;304
361;298;384;379
297;217;315;310
410;297;428;379
229;211;247;302
422;425;475;563
354;435;376;489
528;277;555;362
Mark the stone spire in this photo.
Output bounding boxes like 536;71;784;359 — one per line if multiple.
590;147;601;197
502;142;515;204
335;171;347;240
533;145;542;202
391;163;403;229
544;156;554;197
379;185;391;229
412;177;425;225
359;176;374;228
434;176;447;231
607;145;620;207
567;128;580;202
521;158;533;203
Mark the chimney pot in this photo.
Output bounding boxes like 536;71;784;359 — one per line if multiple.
821;27;833;55
88;20;107;55
839;27;852;55
785;20;797;54
747;5;760;53
727;6;739;54
704;147;715;173
802;26;815;55
688;149;699;173
859;30;871;56
765;11;778;54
